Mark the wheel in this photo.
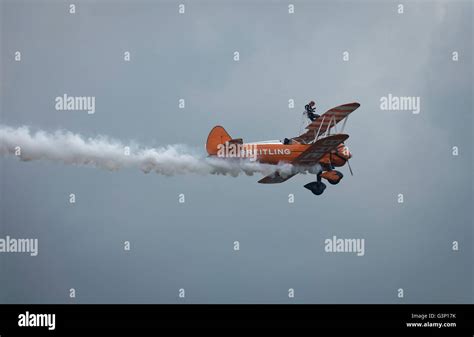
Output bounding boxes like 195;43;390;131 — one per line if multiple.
304;181;327;195
328;171;343;185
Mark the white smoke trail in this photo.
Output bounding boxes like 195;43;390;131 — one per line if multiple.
0;125;297;178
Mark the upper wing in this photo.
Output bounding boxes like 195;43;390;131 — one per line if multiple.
292;102;360;144
258;134;349;184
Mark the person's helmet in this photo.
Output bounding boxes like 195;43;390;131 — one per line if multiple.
309;101;315;106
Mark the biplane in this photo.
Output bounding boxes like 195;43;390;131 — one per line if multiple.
205;102;360;195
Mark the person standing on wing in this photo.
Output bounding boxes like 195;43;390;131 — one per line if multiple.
284;100;320;145
304;101;320;122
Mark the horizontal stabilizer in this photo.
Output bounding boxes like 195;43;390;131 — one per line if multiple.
258;172;297;184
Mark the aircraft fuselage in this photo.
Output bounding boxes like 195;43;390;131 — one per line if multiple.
215;142;351;168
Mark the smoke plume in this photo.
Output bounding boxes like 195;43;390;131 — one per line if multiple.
0;125;297;178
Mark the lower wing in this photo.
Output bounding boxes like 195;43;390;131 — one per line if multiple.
257;134;349;184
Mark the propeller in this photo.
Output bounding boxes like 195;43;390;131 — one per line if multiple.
346;158;354;176
341;142;354;176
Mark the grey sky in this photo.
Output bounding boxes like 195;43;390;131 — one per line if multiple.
0;0;472;303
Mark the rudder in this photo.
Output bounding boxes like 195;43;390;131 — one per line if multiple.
206;125;232;155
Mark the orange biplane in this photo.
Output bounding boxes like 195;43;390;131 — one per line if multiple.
205;102;360;195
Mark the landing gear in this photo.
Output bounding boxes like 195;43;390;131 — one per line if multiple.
324;170;343;185
304;169;344;195
304;181;326;195
304;171;326;195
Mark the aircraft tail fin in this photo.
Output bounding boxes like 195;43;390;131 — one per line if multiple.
206;125;232;155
